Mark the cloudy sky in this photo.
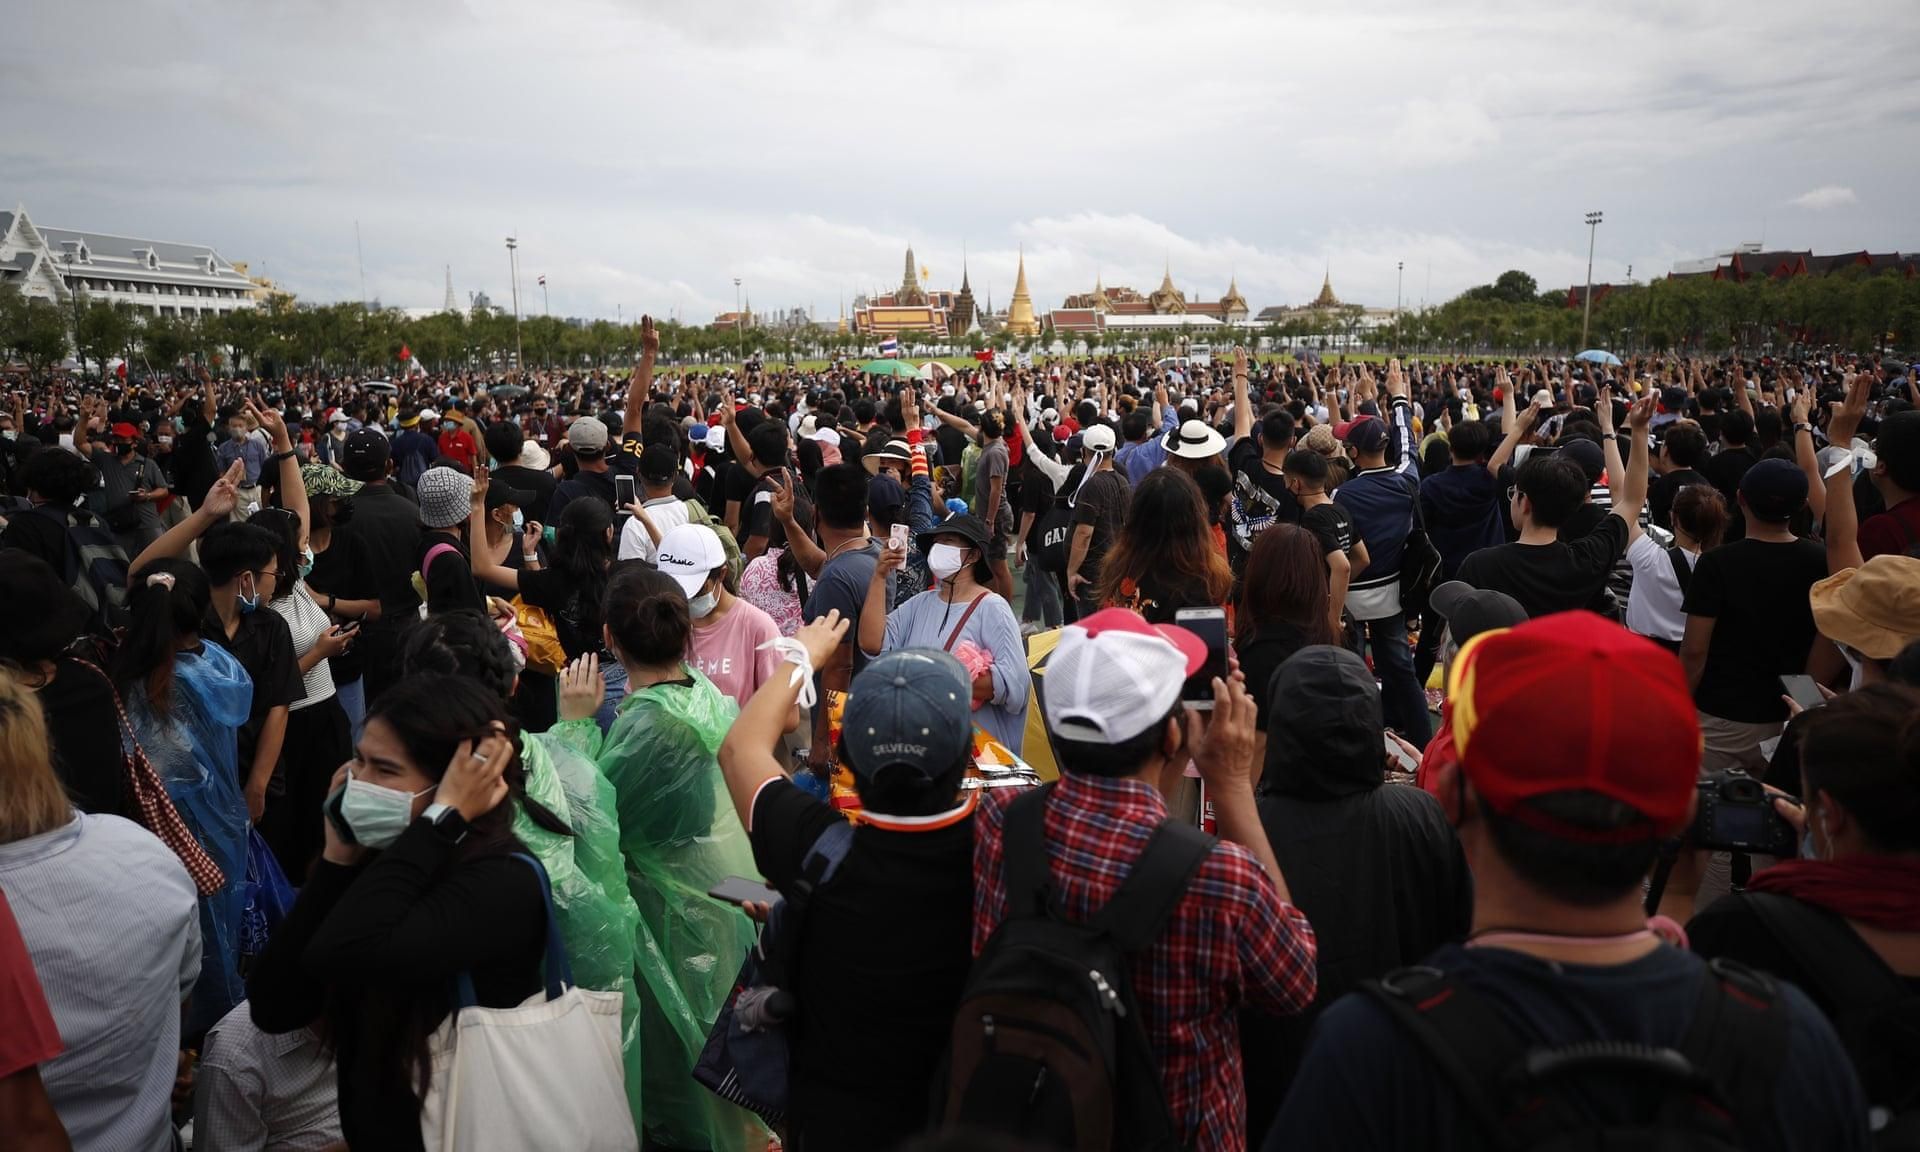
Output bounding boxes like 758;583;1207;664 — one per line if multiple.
8;0;1917;321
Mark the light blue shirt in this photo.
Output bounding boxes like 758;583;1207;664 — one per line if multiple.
882;588;1029;753
0;812;201;1152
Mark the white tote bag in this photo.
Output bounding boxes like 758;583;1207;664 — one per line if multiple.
419;855;638;1152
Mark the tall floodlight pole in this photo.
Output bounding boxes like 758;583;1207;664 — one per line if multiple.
1581;210;1604;350
1396;261;1404;351
506;237;523;377
734;277;744;363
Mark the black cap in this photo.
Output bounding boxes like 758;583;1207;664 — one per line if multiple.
917;512;989;553
1740;457;1809;522
1430;580;1529;644
1559;438;1605;485
485;479;536;512
342;429;391;482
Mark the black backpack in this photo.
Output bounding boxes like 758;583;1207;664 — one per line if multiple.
1743;893;1920;1149
1397;474;1443;620
1362;957;1787;1151
27;504;131;631
938;783;1213;1152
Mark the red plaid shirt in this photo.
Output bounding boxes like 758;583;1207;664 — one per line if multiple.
972;774;1317;1152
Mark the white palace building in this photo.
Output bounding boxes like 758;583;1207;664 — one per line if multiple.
1;202;258;318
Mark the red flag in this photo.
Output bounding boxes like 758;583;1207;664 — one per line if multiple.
973;348;994;362
399;344;411;361
115;362;127;380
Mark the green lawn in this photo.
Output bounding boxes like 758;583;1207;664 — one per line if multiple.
654;350;1452;375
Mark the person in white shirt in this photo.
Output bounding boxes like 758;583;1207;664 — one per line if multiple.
1624;482;1728;649
618;443;693;563
192;1001;342;1152
0;671;201;1152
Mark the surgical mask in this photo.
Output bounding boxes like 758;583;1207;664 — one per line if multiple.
340;774;435;850
928;543;968;580
173;417;186;434
512;509;525;532
0;429;13;441
229;426;248;441
237;574;260;613
689;588;718;619
299;549;315;580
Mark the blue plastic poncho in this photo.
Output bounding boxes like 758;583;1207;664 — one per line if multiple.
518;731;647;1130
549;668;766;1152
127;641;252;1037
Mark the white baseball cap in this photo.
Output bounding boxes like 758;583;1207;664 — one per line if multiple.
1043;609;1206;745
654;523;725;597
1081;424;1116;452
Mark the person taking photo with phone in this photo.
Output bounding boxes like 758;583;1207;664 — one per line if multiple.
857;513;1028;755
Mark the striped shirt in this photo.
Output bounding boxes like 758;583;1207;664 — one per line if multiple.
0;812;201;1152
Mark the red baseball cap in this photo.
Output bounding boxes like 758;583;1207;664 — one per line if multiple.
110;422;139;440
1447;611;1701;835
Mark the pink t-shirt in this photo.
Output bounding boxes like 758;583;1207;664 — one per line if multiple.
688;596;783;710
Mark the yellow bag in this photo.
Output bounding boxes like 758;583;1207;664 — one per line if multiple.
514;597;566;675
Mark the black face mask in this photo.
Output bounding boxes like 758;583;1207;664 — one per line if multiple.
116;442;136;455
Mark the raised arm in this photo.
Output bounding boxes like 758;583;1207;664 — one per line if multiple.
129;460;243;577
1789;390;1825;524
622;315;657;436
1822;373;1871;574
464;467;522;592
770;469;827;578
1232;346;1253;442
250;398;307;550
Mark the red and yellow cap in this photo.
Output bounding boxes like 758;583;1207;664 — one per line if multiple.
1447;611;1701;836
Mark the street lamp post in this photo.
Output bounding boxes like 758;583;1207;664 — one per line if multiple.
1396;260;1404;352
733;277;744;364
506;236;524;378
1580;210;1603;350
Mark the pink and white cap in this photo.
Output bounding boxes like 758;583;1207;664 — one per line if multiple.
1043;608;1206;744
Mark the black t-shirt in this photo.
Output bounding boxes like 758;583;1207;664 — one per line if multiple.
1455;515;1626;620
306;528;376;684
1236;622;1316;732
749;780;975;1152
39;658;132;819
1689;892;1920;1020
1020;467;1057;549
1266;943;1869;1152
204;607;303;781
336;484;423;617
1682;536;1829;723
934;424;969;474
1704;446;1758;541
1300;501;1356;557
0;504;74;573
1227;437;1301;563
722;461;757;523
1070;469;1130;586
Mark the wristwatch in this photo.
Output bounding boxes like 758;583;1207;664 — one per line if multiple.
1793;422;1813;435
422;802;469;844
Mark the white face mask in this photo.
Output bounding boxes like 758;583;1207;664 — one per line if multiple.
340;774;435;849
688;582;719;619
928;543;969;580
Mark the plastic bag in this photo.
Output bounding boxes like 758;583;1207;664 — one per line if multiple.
238;826;296;962
549;670;767;1152
520;731;647;1129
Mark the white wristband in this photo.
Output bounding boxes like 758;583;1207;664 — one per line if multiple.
757;636;818;709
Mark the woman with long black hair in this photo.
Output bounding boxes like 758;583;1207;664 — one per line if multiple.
468;474;621;726
246;674;572;1152
114;556;253;1038
1096;468;1235;622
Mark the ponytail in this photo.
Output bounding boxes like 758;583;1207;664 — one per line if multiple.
1672;484;1728;552
115;559;210;710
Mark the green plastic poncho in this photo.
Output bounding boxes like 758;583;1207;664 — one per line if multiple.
550;668;766;1152
515;732;646;1129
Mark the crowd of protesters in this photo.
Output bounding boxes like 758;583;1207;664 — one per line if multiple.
0;322;1917;1152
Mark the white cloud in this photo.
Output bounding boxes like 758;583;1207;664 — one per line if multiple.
2;0;1915;318
1790;185;1858;210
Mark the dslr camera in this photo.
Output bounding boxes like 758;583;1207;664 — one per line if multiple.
1691;770;1797;856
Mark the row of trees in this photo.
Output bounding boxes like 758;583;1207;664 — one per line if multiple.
5;263;1916;381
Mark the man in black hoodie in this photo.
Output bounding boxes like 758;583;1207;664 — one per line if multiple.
1242;645;1472;1146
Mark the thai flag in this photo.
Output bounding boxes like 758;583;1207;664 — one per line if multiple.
879;338;899;356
